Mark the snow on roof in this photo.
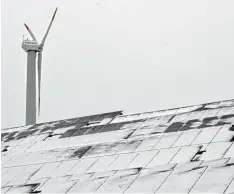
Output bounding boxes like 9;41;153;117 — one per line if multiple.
1;99;234;193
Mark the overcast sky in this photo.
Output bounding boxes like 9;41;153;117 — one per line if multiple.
2;0;234;129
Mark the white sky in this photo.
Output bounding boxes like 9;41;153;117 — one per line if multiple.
1;0;234;129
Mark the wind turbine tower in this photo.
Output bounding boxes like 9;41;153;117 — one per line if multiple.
22;8;58;125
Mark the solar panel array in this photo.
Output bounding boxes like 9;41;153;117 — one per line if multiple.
1;99;234;193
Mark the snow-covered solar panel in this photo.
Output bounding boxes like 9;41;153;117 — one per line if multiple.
2;100;234;193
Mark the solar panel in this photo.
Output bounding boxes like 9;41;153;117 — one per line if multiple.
1;100;234;193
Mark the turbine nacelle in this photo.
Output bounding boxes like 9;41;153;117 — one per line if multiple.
22;38;39;52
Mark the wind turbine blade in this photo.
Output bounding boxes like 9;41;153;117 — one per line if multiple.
40;7;58;48
24;23;37;41
37;52;42;116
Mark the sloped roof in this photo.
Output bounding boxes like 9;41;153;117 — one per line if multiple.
1;99;234;193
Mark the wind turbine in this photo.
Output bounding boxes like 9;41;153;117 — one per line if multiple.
22;8;58;125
